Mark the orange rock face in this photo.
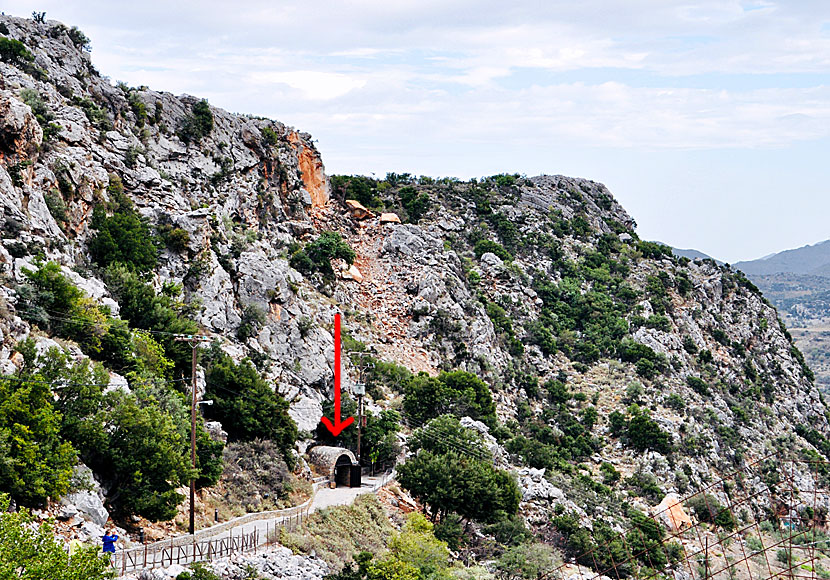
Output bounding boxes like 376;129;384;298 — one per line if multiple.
288;131;329;208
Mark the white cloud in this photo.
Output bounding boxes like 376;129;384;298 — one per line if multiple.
248;71;366;100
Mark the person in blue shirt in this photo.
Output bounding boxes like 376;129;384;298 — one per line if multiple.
102;529;118;553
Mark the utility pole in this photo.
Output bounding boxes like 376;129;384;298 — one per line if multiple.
174;334;212;535
354;381;365;462
347;353;374;465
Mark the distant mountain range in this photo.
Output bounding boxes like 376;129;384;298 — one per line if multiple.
734;240;830;277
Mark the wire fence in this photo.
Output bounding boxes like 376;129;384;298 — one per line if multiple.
545;452;830;580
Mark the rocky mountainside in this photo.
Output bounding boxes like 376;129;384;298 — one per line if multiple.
731;241;830;391
3;12;830;568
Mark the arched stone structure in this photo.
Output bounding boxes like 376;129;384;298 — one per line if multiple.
308;446;358;487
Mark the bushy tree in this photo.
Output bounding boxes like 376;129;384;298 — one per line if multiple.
397;447;520;524
403;370;496;426
0;494;114;579
608;406;673;455
88;176;158;274
204;351;297;466
0;372;76;507
78;387;191;520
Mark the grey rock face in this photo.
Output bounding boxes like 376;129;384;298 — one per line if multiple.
66;491;109;526
0;89;42;159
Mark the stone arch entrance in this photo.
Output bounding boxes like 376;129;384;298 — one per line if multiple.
308;446;360;488
334;454;353;487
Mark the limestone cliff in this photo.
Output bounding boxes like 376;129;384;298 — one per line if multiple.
1;13;828;533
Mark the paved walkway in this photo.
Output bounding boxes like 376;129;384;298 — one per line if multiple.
311;474;388;511
209;473;390;542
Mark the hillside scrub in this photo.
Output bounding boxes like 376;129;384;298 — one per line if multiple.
280;494;393;572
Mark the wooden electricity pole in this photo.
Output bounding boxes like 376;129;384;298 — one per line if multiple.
174;334;212;535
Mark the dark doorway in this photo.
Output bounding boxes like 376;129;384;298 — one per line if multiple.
335;454;353;487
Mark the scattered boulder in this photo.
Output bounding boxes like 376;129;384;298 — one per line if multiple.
345;199;373;220
64;490;109;527
341;264;364;283
654;493;693;532
380;212;401;224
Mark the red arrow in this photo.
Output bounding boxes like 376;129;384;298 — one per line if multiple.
321;312;354;437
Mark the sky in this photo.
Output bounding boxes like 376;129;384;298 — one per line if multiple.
3;1;830;263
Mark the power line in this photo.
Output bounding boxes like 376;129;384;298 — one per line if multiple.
0;373;190;389
15;307;209;339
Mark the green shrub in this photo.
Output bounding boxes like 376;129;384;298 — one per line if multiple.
665;393;685;411
178;99;214;144
261;126;279;146
157;224;190;252
289;231;355;278
0;37;34;65
19;88;55;130
635;358;657;379
44;188;67;224
474;238;511;261
685;494;736;530
71;96;111;131
682;336;698;354
399;186;430;223
600;462;621;485
88;176;158;274
236;303;266;340
496;543;558;580
686;375;709;396
126;91;146;127
625;470;664;503
124;145;141;168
